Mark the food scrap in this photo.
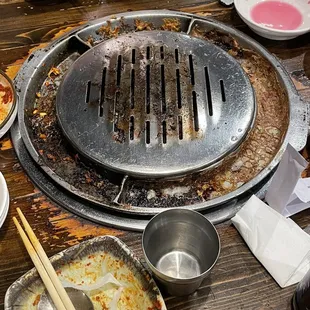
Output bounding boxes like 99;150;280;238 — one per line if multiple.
0;83;13;124
202;29;243;58
62;156;73;162
134;19;153;31
74;153;80;162
197;184;216;200
87;35;94;46
97;20;120;38
84;172;92;184
48;67;61;78
32;295;40;306
39;133;47;140
161;18;181;32
46;153;57;162
56;251;163;310
0;83;13;105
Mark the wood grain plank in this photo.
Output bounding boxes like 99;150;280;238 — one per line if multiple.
0;1;310;309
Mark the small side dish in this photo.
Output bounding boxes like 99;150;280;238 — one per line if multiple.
5;236;166;310
0;71;17;138
234;0;310;40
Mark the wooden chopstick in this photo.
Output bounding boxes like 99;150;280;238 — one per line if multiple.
13;217;67;310
15;208;76;310
16;208;75;310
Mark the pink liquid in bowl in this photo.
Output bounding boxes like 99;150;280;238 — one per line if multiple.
251;1;303;30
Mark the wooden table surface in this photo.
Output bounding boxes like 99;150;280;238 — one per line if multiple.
1;1;310;309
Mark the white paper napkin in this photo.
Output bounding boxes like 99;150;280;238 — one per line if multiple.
283;178;310;217
265;143;308;216
232;195;310;288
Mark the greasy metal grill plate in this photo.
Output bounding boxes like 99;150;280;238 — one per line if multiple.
56;31;255;178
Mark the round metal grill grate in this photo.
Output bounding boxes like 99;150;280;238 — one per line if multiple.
56;31;255;178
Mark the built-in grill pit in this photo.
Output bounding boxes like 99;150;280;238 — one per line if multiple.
12;11;308;230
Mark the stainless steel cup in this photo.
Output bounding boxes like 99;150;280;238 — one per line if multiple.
142;209;220;296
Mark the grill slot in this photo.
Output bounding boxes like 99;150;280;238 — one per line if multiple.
99;68;107;117
146;46;151;60
204;66;213;116
130;116;134;140
113;91;120;131
220;79;226;102
130;69;135;109
146;121;150;144
192;91;199;132
178;116;183;140
162;121;167;144
176;69;182;109
146;64;151;114
116;55;122;86
189;54;195;85
175;48;179;64
160;46;164;59
160;64;166;113
132;49;136;64
85;80;91;103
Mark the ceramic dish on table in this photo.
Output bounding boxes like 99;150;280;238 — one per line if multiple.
0;70;17;138
5;235;167;310
0;172;9;229
234;0;310;40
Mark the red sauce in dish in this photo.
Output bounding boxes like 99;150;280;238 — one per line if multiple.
0;83;13;104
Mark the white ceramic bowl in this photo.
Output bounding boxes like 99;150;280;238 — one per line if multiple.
235;0;310;40
0;189;9;228
0;172;9;228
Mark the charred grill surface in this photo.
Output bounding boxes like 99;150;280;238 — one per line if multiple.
56;31;255;178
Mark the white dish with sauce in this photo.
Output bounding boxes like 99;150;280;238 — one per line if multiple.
235;0;310;40
0;71;17;139
5;236;167;310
